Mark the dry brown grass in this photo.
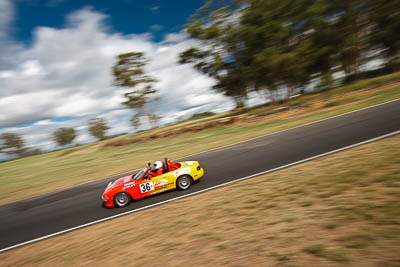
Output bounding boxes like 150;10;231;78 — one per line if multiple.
1;135;399;266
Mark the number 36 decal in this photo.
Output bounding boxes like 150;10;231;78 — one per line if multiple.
140;182;154;193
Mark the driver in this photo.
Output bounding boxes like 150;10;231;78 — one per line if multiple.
149;161;163;178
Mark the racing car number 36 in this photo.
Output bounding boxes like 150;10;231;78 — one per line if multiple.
140;182;154;193
102;158;204;208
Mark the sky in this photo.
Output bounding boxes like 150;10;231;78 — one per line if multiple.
0;0;257;158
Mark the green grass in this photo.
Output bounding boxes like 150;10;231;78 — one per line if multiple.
323;248;350;262
247;71;400;115
0;77;399;204
323;72;400;96
304;244;350;262
324;97;361;107
270;252;290;262
304;244;326;255
344;233;375;249
323;222;339;230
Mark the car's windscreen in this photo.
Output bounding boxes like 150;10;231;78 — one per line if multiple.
132;166;147;180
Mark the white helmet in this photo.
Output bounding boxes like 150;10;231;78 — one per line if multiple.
154;161;163;170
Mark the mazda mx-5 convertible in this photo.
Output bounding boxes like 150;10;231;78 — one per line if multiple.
102;158;204;208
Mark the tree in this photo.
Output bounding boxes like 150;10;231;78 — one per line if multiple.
0;133;26;156
23;148;42;157
368;0;400;71
130;113;141;130
178;0;250;107
239;0;317;97
179;0;322;104
112;52;159;131
53;127;76;146
88;118;110;141
315;72;334;92
190;111;216;120
180;0;398;103
112;52;157;111
147;113;162;128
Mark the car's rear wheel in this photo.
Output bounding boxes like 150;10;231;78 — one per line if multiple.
176;175;192;190
113;192;130;207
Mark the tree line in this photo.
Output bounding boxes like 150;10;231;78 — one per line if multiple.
176;0;399;107
0;114;163;158
0;118;104;157
114;0;399;117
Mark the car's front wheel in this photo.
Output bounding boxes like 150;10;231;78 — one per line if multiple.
113;192;130;207
176;175;192;190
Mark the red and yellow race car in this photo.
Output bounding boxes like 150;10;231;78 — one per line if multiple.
102;158;204;208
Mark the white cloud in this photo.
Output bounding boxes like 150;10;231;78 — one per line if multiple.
0;70;15;78
35;120;54;126
20;60;45;76
0;7;232;126
150;6;160;12
0;5;235;155
0;0;24;69
0;0;13;39
150;24;164;32
162;33;187;44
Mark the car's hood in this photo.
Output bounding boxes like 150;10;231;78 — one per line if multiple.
105;175;132;190
110;177;123;187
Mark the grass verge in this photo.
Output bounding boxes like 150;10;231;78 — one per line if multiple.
1;135;399;266
0;77;399;205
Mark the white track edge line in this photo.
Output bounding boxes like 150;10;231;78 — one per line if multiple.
6;97;400;205
1;129;399;254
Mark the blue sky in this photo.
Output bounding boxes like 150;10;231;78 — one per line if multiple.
14;0;203;43
0;0;242;158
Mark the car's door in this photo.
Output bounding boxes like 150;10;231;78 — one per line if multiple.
151;171;176;193
135;167;179;199
135;171;155;198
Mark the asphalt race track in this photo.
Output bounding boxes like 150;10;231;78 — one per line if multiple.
1;100;400;251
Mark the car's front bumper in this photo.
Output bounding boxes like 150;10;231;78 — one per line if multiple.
102;194;115;208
